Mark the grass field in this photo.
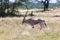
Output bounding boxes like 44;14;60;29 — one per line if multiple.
0;8;60;40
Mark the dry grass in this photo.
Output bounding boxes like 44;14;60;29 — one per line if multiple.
0;8;60;40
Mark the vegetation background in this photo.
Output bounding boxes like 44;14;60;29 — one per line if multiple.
0;0;60;40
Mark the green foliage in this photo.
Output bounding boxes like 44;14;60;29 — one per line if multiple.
0;0;29;17
0;0;19;17
19;0;29;2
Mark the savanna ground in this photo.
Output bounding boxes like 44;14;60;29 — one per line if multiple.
0;8;60;40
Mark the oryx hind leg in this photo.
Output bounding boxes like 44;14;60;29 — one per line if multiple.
39;21;47;30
